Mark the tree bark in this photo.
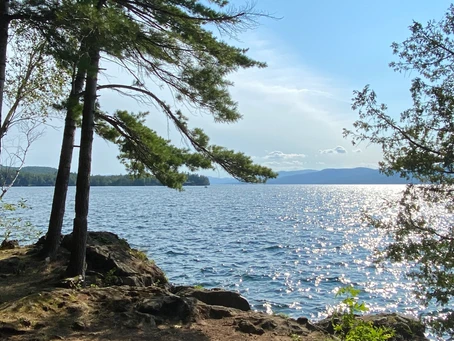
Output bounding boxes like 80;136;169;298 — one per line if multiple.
43;67;86;259
66;45;100;278
0;0;10;154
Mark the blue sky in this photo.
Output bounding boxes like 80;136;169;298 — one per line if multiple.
23;0;453;175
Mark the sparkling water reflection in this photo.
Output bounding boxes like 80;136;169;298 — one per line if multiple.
5;184;423;320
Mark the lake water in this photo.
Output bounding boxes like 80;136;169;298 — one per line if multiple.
3;185;424;320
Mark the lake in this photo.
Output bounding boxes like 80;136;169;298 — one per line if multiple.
3;184;421;320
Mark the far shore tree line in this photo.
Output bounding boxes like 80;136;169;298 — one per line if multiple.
2;0;454;338
0;167;210;187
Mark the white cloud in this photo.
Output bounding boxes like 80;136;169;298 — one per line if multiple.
319;146;348;154
263;151;307;160
253;151;307;170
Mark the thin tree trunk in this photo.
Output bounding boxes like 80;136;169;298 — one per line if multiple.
66;45;100;278
0;0;10;155
43;67;86;259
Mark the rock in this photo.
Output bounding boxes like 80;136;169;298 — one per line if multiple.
61;232;167;288
208;305;236;319
0;322;27;336
58;276;84;289
315;313;428;341
236;320;265;335
361;313;428;341
120;311;157;329
109;298;132;313
34;235;47;246
66;306;81;314
134;312;157;327
197;302;236;319
33;323;46;330
136;294;197;323
0;256;22;274
260;319;278;330
296;317;308;325
296;317;320;332
172;286;251;311
71;320;87;331
0;239;19;250
18;319;31;327
314;316;340;334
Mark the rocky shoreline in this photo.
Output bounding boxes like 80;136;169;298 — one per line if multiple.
0;232;428;340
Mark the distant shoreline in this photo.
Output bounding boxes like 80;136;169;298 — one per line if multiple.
0;166;209;187
209;167;420;185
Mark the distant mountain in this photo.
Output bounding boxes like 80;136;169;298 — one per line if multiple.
207;176;240;185
207;169;319;184
267;169;317;183
208;168;419;185
269;167;419;185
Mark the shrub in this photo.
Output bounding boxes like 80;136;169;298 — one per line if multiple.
332;287;394;341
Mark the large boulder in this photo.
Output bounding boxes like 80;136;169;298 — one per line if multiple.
314;313;428;341
361;313;427;341
0;256;22;274
136;294;198;323
171;286;251;311
61;232;168;287
0;239;19;250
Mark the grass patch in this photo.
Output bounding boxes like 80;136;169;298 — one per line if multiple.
129;248;148;261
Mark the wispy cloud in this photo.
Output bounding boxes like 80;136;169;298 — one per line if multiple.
225;32;352;127
319;146;348;154
26;30;382;175
263;151;307;160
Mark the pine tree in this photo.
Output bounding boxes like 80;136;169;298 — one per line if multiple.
39;0;276;276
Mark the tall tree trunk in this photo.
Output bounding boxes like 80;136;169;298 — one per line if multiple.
0;0;10;155
66;45;100;278
43;67;86;259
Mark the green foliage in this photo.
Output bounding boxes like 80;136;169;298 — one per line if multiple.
130;249;148;261
103;268;118;287
0;199;39;244
85;0;276;185
4;22;69;130
17;166;59;175
290;334;301;341
344;4;454;337
275;312;290;319
332;287;394;341
97;109;275;189
0;21;70;196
